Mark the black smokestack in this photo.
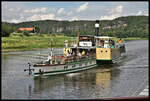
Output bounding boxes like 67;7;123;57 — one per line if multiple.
95;20;100;36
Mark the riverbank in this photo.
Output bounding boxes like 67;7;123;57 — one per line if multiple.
2;35;148;53
2;34;76;52
123;37;148;41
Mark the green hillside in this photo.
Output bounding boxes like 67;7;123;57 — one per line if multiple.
2;15;149;38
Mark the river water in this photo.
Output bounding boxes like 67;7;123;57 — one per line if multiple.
1;40;149;99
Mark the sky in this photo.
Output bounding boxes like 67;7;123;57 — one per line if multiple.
2;1;149;23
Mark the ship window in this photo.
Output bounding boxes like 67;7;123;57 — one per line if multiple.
101;50;103;52
106;50;107;52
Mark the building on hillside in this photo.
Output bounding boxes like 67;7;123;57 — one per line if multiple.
18;28;35;33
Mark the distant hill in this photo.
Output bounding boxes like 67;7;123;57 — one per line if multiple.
2;15;149;38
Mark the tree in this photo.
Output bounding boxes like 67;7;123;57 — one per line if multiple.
2;23;14;37
35;26;40;33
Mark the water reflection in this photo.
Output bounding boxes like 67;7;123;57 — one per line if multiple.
28;84;32;99
33;65;120;98
96;68;111;90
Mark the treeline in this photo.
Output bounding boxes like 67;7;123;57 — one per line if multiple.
99;16;149;38
2;15;149;38
2;22;15;37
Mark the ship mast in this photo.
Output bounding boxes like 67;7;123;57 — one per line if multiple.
76;29;80;55
76;29;80;47
50;38;53;57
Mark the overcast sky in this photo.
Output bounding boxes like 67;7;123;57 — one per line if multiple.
2;1;149;23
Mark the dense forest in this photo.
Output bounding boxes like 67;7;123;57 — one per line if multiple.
2;15;149;38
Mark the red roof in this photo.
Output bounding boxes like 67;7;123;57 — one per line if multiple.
18;28;35;31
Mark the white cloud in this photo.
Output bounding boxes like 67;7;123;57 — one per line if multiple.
10;19;21;23
56;17;62;21
19;14;24;20
8;8;13;11
24;7;47;13
109;5;123;14
69;17;79;21
144;13;148;16
100;5;124;20
7;7;21;12
26;13;55;21
40;14;55;20
2;2;148;22
57;8;65;14
136;11;142;15
24;10;29;13
77;2;88;12
67;11;73;16
100;14;121;20
27;15;39;21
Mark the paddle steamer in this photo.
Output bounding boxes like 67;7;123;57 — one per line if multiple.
30;20;125;77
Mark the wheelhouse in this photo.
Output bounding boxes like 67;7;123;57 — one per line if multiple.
78;35;95;47
95;36;116;48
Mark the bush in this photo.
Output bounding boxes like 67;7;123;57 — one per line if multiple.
23;30;30;36
51;33;56;37
2;23;14;37
19;33;24;37
35;26;40;33
38;34;44;37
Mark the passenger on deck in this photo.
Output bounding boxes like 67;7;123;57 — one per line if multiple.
99;40;104;47
65;50;71;63
98;41;102;47
82;50;85;56
44;55;52;64
109;40;115;48
118;39;122;43
66;50;71;57
72;51;76;61
104;40;109;48
78;52;82;59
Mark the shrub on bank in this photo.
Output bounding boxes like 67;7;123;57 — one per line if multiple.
23;30;30;36
2;23;14;37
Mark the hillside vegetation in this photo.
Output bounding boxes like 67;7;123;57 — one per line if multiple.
3;15;149;38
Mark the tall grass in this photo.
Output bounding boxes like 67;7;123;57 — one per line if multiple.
2;34;76;52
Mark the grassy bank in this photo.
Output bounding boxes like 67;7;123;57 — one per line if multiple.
123;37;148;41
2;34;148;52
2;34;76;52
